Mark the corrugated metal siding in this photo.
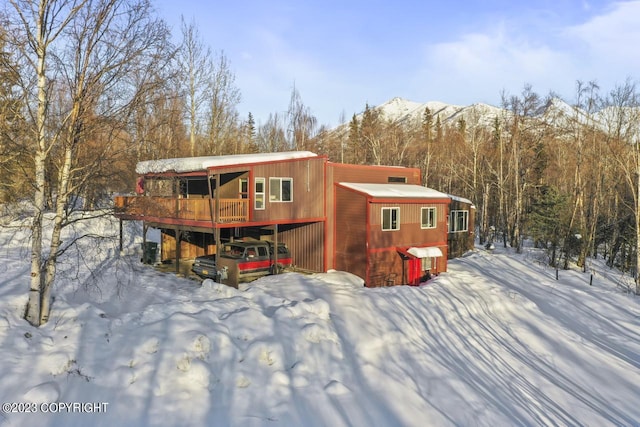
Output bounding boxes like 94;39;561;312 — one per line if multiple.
325;163;421;270
329;163;421;184
334;187;367;280
369;203;446;226
278;222;324;272
367;201;449;285
368;202;449;249
252;157;325;222
368;250;404;287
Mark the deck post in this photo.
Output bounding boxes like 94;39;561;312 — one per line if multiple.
215;173;221;256
175;228;181;274
273;224;279;274
119;219;123;254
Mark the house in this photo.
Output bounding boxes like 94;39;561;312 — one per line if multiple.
114;151;472;287
447;195;476;258
333;183;450;286
115;151;326;275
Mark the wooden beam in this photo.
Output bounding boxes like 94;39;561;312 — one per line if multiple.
175;229;181;274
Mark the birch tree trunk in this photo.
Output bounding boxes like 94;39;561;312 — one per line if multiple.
10;0;172;326
24;0;76;326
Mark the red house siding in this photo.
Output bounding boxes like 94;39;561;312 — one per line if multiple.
334;182;450;287
325;162;422;271
334;187;368;280
366;201;449;287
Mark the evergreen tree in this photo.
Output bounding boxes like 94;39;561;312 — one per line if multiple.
527;185;568;266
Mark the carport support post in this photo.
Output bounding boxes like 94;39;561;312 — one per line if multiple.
274;224;279;274
119;219;123;254
215;173;221;257
175;229;181;274
142;223;148;257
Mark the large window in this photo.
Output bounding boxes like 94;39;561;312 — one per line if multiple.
269;177;293;202
450;210;469;232
255;178;265;210
382;207;400;231
421;207;436;229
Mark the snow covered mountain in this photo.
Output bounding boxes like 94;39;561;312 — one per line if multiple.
339;96;637;135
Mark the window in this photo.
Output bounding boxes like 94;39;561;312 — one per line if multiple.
239;178;248;199
382;207;400;231
255;178;265;210
388;176;407;183
421;207;436;229
421;256;436;271
257;246;268;257
269;178;293;202
450;210;469;232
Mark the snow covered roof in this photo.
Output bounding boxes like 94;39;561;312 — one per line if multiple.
448;194;475;207
339;183;450;199
136;151;319;174
408;246;443;258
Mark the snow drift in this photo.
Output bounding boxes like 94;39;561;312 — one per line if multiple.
0;213;638;426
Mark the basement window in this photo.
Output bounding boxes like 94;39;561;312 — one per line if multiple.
382;207;400;231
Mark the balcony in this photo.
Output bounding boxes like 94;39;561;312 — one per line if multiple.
114;196;249;223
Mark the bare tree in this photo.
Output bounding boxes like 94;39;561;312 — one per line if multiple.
0;27;27;203
256;112;287;153
177;16;212;157
286;84;317;151
5;0;172;326
205;52;241;155
603;80;640;294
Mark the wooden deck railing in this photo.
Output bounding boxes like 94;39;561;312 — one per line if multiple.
114;196;249;223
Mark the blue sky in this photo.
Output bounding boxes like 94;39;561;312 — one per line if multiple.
154;0;640;127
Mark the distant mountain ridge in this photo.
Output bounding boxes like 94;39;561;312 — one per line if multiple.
339;96;637;134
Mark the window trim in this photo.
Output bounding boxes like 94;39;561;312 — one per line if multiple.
269;177;293;203
239;178;249;199
421;207;437;229
421;256;437;271
449;210;469;233
255;177;266;210
381;207;400;231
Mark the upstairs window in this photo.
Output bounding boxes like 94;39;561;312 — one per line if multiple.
255;178;265;210
388;176;407;183
269;177;293;202
421;207;436;229
239;178;249;199
382;207;400;231
450;210;469;232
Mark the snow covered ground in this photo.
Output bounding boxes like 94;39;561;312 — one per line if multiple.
0;213;639;427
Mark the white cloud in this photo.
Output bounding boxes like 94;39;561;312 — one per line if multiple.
412;2;640;106
564;1;640;62
414;25;575;105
